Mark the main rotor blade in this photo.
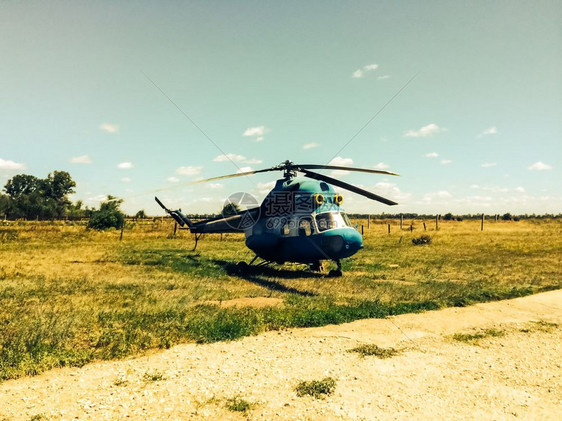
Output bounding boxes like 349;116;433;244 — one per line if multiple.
301;169;398;206
190;167;278;184
297;164;399;176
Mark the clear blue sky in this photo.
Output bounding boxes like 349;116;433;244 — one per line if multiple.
1;0;560;215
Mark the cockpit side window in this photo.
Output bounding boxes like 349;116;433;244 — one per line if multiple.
341;213;352;227
298;217;313;236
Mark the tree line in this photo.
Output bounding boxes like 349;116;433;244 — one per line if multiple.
1;170;559;225
0;171;130;230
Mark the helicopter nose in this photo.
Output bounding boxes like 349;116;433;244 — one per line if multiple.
343;229;363;254
321;229;363;258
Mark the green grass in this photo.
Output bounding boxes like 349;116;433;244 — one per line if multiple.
0;218;561;380
452;328;505;344
348;344;400;358
520;320;559;333
143;370;164;382
225;396;254;412
295;377;337;399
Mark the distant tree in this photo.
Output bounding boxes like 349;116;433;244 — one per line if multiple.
135;209;147;219
502;213;512;221
0;193;10;218
2;171;76;219
67;200;87;220
443;212;454;221
87;196;125;230
221;202;241;217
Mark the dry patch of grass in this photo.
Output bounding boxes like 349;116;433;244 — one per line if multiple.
205;297;284;308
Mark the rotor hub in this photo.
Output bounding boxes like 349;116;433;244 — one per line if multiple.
281;160;297;179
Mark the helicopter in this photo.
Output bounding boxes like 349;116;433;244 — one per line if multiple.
155;160;399;276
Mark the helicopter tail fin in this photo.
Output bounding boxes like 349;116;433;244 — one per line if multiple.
155;196;194;229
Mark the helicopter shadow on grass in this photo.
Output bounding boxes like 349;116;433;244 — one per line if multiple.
213;259;319;297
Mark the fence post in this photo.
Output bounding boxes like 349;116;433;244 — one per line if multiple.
367;215;370;229
423;221;426;231
119;221;124;241
388;223;391;234
481;214;484;231
400;215;403;230
435;215;439;230
173;222;177;236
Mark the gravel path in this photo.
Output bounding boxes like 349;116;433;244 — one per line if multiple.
1;290;561;420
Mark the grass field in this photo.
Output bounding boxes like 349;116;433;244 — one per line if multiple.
1;218;561;381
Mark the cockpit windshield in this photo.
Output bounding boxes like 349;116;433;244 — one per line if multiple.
315;212;351;232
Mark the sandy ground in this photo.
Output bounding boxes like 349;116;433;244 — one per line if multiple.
1;290;561;420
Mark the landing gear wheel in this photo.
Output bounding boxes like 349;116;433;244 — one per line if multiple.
309;261;325;273
328;259;343;277
328;269;343;277
236;261;248;275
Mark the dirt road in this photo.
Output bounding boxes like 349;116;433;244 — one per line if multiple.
1;290;560;420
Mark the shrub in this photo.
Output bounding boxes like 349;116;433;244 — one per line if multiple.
295;377;336;399
348;344;400;358
225;396;253;412
412;235;431;245
87;196;125;230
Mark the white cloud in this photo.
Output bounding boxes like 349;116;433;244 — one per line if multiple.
440;159;452;165
213;153;262;165
481;162;497;168
363;64;379;71
176;166;203;176
257;181;276;195
0;158;25;170
352;63;379;78
100;123;119;133
515;186;526;193
121;177;131;183
213;153;246;162
377;75;390;80
421;190;453;204
329;157;353;166
372;181;411;202
528;161;553;171
69;155;92;164
352;69;363;79
236;166;254;174
167;176;180;183
479;126;498;137
329;157;353;175
405;123;444;138
425;152;439;158
303;142;319;150
209;183;224;189
85;194;108;205
243;126;268;141
117;162;133;169
373;162;389;170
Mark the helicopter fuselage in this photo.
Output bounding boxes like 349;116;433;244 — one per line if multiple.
244;177;363;264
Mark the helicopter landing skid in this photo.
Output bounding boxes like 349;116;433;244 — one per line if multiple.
235;256;273;275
